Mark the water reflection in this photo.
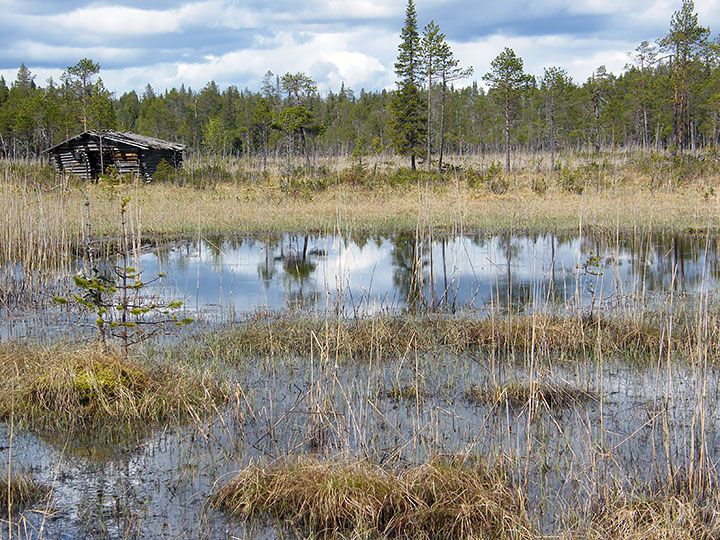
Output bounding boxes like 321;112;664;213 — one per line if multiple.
135;230;720;318
3;230;719;341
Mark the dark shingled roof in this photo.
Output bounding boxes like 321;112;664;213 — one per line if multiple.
44;131;186;153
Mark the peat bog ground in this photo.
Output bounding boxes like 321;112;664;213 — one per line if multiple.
3;160;720;538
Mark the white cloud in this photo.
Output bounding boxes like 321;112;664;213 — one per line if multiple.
2;0;720;94
20;0;262;41
317;0;400;19
0;40;150;65
47;5;183;36
167;29;395;92
452;33;635;86
312;51;389;89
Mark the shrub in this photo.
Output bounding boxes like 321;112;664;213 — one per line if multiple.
4;161;57;188
559;166;585;194
467;162;507;194
531;176;548;195
339;164;369;186
489;175;510;194
151;159;177;183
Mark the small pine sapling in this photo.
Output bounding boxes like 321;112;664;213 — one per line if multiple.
54;197;192;355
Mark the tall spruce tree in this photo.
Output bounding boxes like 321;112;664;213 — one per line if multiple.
391;0;425;171
0;76;8;106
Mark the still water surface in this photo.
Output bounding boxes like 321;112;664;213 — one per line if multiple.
116;230;720;313
3;229;720;537
3;230;719;339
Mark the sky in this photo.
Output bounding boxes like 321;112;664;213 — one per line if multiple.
1;0;720;96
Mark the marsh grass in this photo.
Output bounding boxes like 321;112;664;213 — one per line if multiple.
195;313;697;364
214;455;534;539
574;479;720;540
386;383;428;403
0;473;48;519
0;344;228;448
465;380;595;409
3;158;720;280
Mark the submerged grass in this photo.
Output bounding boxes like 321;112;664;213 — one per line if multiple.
0;473;48;519
0;344;228;446
214;455;533;539
386;383;428;403
465;380;595;409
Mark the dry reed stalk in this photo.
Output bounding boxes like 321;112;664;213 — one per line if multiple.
197;313;708;364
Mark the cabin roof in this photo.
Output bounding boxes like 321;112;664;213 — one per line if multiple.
44;131;186;153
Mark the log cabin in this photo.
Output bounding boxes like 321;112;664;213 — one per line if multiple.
44;131;185;180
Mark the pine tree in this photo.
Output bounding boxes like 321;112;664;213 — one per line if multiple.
660;0;709;152
261;71;280;104
252;97;274;169
587;66;614;153
484;48;531;171
541;67;571;171
631;41;658;149
390;0;425;171
280;73;317;105
421;21;443;170
62;58;101;131
436;34;472;171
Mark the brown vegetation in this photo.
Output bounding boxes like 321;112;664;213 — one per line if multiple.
197;313;693;364
0;473;48;519
214;455;533;539
573;482;720;540
465;380;595;409
0;344;228;444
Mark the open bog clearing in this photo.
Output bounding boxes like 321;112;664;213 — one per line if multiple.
4;213;720;539
3;153;720;540
7;0;720;535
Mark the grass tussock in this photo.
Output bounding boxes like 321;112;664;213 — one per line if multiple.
575;484;720;539
214;456;533;539
201;314;682;363
466;380;595;409
0;474;48;519
0;345;227;443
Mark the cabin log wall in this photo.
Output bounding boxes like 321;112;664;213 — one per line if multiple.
46;131;184;181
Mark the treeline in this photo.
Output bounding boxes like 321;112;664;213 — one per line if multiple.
0;0;718;167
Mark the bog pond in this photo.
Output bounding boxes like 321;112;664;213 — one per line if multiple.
2;229;720;539
3;230;719;339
